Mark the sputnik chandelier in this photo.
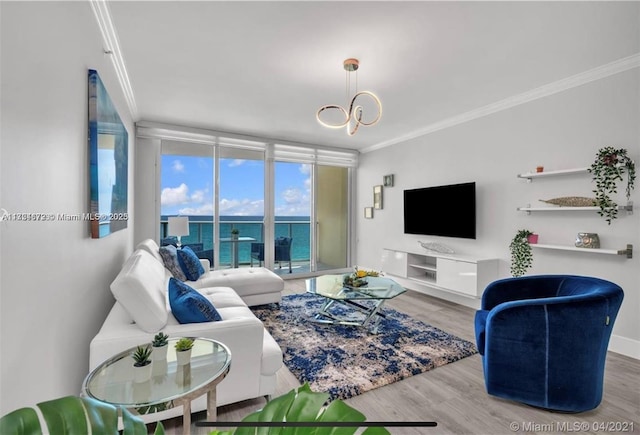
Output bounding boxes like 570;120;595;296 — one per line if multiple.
316;58;382;136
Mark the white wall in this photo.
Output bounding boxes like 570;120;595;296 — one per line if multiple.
357;69;640;358
0;2;134;414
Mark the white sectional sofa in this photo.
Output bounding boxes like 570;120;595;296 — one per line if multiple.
89;239;284;423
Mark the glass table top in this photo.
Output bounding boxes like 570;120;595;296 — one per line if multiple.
82;338;231;408
306;274;406;300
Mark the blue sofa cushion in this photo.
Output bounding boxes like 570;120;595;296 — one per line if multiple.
159;245;187;281
168;278;222;323
177;246;205;281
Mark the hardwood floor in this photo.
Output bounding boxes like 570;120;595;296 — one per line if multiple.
162;278;640;434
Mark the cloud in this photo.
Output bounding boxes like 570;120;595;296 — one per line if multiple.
190;188;208;203
299;164;311;175
161;183;189;206
172;160;184;172
282;188;302;204
219;198;264;216
178;203;214;216
227;159;245;167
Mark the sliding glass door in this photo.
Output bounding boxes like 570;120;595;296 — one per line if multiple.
274;161;311;275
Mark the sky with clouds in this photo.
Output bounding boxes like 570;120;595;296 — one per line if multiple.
160;155;311;217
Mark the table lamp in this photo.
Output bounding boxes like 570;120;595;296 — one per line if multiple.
168;216;189;248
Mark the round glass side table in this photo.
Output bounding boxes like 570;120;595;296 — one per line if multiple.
82;337;231;434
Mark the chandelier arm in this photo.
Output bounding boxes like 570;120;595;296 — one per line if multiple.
349;91;382;126
316;105;350;129
348;106;363;136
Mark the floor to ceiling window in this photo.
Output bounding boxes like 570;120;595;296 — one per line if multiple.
218;144;265;269
159;140;215;268
274;161;312;275
146;124;357;278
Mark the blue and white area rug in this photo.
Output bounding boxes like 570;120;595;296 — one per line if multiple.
251;293;477;401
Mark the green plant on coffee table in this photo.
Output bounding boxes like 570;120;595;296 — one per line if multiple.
509;229;534;277
132;345;152;367
152;332;169;348
588;146;636;224
210;383;389;435
175;337;194;352
343;266;380;287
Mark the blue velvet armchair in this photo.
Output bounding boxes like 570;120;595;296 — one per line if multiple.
475;275;623;412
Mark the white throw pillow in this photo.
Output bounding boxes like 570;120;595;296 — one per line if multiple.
110;250;169;332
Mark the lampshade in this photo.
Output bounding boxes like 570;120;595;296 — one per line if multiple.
168;216;189;237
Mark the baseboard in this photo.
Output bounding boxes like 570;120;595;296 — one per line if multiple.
608;334;640;360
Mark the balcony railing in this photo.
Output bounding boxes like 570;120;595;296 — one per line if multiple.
159;217;310;267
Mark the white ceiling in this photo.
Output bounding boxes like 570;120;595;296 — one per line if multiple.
107;1;640;151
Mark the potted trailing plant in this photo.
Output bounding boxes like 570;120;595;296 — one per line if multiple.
175;337;194;365
132;345;152;383
509;229;534;277
588;146;635;224
151;332;169;361
231;228;239;240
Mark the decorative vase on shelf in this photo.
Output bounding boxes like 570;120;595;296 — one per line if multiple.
527;234;539;244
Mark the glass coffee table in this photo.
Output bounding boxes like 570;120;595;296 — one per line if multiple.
306;274;406;333
82;337;231;434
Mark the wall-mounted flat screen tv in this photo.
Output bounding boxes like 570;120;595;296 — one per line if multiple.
404;182;476;239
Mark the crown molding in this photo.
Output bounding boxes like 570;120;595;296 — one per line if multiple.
362;53;640;154
89;0;138;119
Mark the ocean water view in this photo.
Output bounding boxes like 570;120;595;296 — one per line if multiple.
161;215;311;266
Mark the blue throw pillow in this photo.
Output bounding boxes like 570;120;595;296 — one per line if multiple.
168;278;222;323
159;245;187;281
177;246;205;281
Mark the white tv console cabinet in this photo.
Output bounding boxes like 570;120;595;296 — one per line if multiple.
381;248;499;298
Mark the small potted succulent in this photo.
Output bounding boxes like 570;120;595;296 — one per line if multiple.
151;332;169;361
509;229;534;277
231;227;239;240
175;337;194;365
132;345;152;383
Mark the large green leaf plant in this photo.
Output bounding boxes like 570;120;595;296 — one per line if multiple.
0;395;164;435
210;383;389;435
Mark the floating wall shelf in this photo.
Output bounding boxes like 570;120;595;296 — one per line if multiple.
518;202;633;214
531;244;633;259
517;167;589;182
